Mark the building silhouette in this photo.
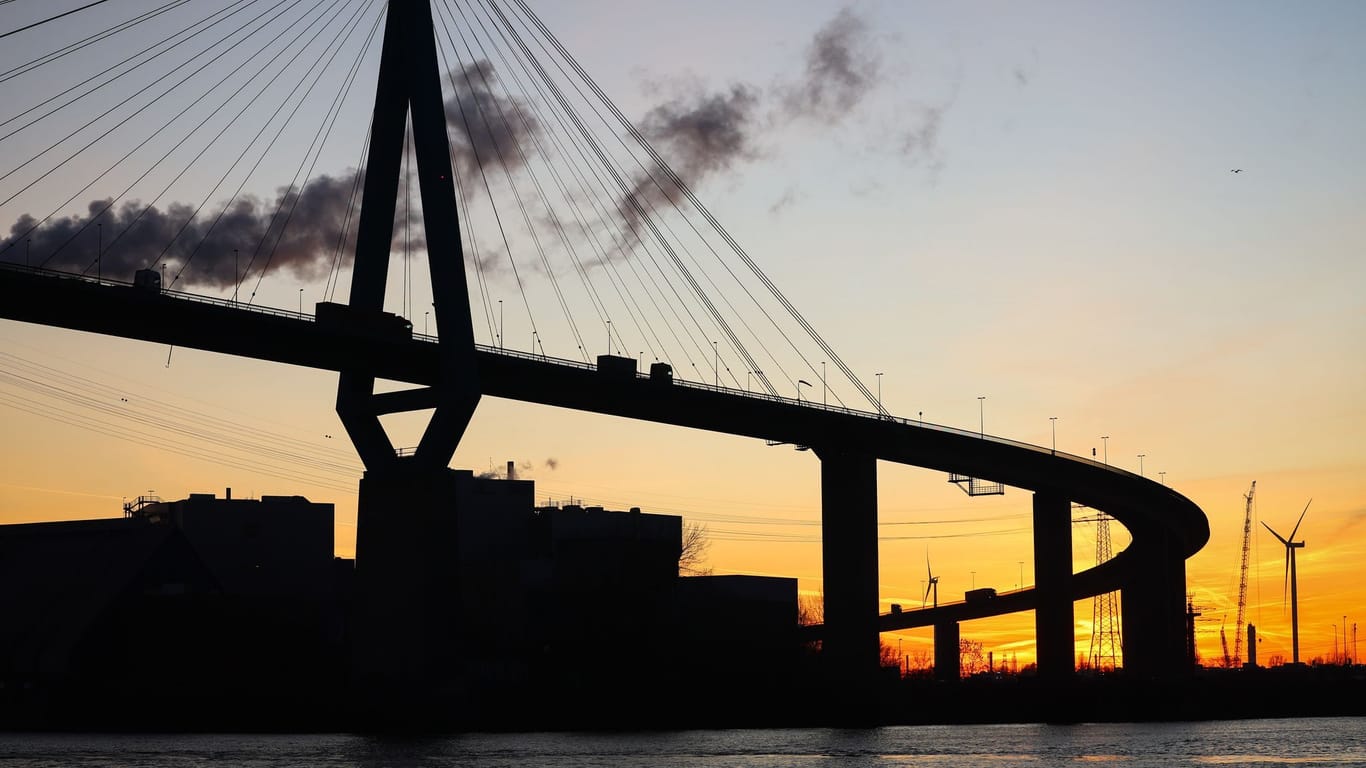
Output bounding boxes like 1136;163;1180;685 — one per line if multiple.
0;475;801;731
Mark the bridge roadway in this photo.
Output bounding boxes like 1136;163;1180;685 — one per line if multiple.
0;263;1209;680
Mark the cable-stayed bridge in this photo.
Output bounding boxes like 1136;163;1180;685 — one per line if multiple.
0;0;1207;717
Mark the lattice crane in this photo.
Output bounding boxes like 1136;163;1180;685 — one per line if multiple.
1232;480;1255;667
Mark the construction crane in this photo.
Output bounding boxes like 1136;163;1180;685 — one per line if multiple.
1232;480;1255;667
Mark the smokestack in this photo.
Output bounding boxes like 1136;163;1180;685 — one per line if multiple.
507;460;515;481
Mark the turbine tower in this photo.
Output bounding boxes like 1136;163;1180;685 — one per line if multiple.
1263;499;1311;664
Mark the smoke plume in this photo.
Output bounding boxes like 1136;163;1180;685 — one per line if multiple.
444;59;540;178
620;84;760;236
781;7;882;121
2;172;361;290
1;60;541;290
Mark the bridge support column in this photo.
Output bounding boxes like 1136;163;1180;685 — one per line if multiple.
1033;491;1074;680
817;448;880;696
1120;530;1190;678
350;462;468;729
933;621;961;681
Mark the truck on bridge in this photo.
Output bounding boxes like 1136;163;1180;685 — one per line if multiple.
315;301;412;342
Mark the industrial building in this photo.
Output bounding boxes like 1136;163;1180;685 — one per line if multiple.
0;475;800;730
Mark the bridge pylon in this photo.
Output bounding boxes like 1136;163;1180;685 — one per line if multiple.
814;445;881;717
336;0;480;474
338;0;481;728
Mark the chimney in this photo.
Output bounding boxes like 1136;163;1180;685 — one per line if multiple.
506;460;515;481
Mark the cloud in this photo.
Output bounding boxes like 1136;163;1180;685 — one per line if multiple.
1;60;543;290
2;173;363;290
780;7;883;121
619;83;761;236
443;59;541;178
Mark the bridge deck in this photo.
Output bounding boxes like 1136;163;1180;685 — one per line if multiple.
0;264;1210;631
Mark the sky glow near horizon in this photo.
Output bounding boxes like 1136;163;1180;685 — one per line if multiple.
1;0;1364;670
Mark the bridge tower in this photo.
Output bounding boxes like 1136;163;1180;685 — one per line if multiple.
337;0;482;728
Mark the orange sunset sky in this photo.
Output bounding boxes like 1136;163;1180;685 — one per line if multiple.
2;1;1363;670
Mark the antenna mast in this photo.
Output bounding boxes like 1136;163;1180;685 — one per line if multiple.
1232;480;1255;666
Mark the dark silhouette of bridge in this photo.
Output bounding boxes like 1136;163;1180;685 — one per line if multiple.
0;0;1208;725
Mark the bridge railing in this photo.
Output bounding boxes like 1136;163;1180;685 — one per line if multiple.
466;339;1146;482
2;262;1150;485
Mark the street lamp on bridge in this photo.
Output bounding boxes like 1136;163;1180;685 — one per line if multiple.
1137;454;1146;477
978;396;986;437
876;372;883;414
1101;435;1109;465
1050;416;1057;453
797;379;811;403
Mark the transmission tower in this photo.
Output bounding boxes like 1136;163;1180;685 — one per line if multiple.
1088;511;1122;670
1231;480;1255;667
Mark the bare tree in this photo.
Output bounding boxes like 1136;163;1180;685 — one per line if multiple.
959;638;987;677
679;520;712;576
905;649;932;675
797;590;824;626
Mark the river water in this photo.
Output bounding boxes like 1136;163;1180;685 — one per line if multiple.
3;718;1364;767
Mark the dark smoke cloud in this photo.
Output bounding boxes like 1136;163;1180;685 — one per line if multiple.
781;7;882;121
444;59;540;178
2;172;361;289
620;84;760;236
1;60;543;290
613;6;888;238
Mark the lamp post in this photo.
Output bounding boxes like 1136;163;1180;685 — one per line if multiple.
1101;436;1109;465
606;320;612;355
978;396;986;437
1159;471;1166;486
1050;416;1057;453
713;341;718;387
876;372;883;414
497;299;503;349
424;311;429;336
233;248;238;305
298;288;303;315
821;361;826;405
798;379;811;403
1137;454;1146;477
1018;560;1024;591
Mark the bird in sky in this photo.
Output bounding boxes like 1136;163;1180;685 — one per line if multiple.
1231;169;1244;173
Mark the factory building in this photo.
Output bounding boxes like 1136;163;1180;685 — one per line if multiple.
0;475;800;729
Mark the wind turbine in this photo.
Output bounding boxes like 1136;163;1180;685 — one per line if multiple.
922;550;939;609
1262;499;1310;664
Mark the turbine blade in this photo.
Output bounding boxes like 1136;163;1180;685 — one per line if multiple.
1262;521;1289;546
1289;499;1311;540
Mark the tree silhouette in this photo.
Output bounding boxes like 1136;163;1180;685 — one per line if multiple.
679;521;712;576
